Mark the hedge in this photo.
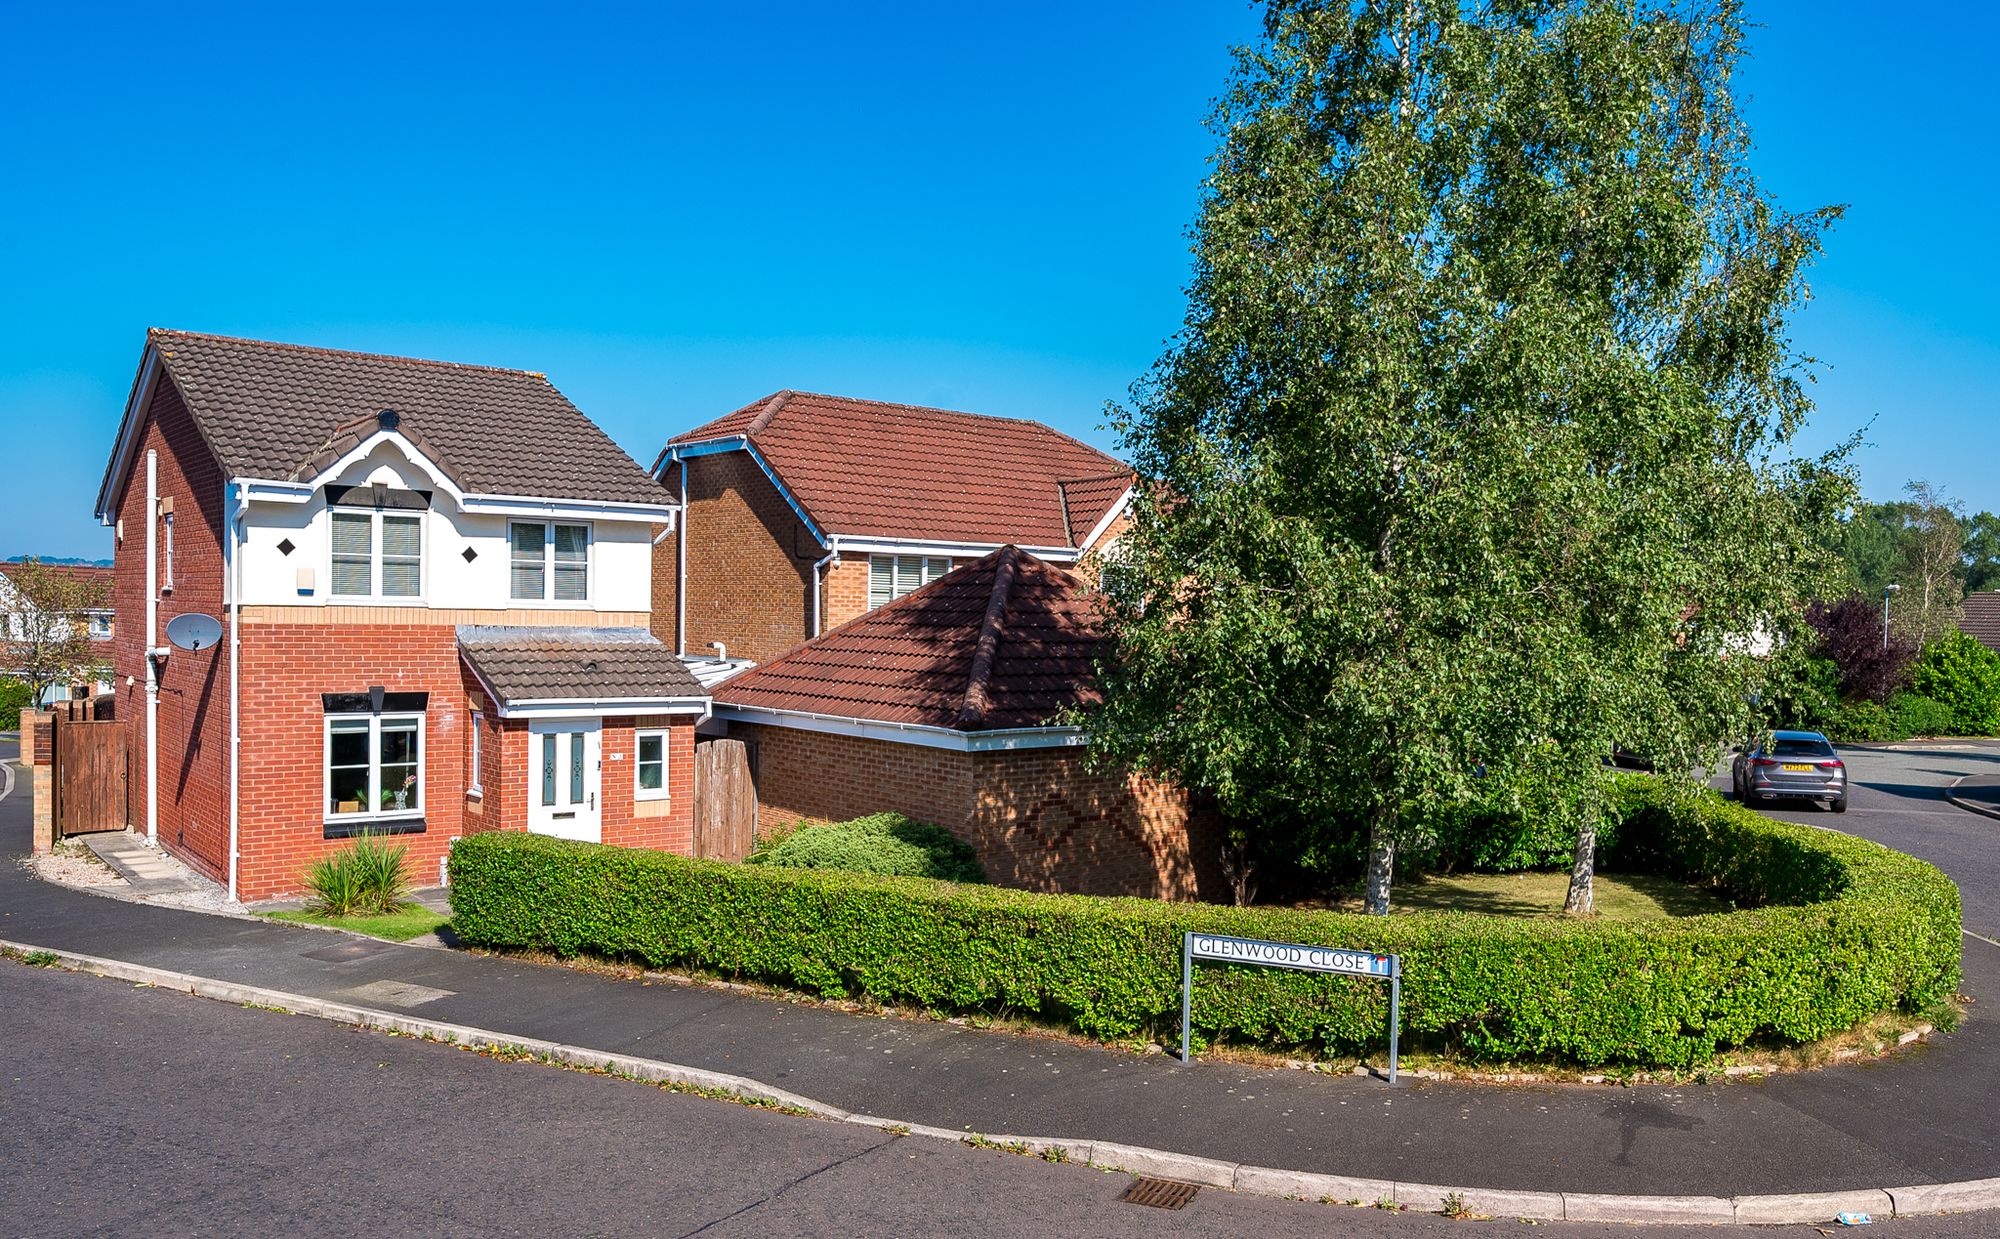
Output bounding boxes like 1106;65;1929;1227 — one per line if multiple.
448;777;1961;1067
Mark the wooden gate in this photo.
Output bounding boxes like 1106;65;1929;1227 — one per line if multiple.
52;717;128;838
692;738;756;861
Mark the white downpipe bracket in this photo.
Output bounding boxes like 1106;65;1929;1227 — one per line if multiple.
144;450;158;847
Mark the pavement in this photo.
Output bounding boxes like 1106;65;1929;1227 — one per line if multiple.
1946;773;2000;821
3;740;1998;1218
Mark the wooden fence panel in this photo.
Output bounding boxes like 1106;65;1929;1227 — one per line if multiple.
54;718;127;838
692;739;755;861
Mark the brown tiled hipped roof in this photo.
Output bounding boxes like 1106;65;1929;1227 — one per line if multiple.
1964;592;2000;655
712;547;1106;732
0;562;114;596
131;329;666;506
458;627;707;704
663;391;1133;548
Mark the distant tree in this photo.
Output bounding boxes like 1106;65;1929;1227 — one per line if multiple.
1894;481;1965;644
0;559;110;706
1963;511;2000;596
1837;501;1905;597
1091;0;1851;916
1805;594;1916;704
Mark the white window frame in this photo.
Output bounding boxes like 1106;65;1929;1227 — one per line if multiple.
634;728;670;800
867;554;951;610
328;509;426;602
467;709;485;799
509;520;593;604
322;712;427;823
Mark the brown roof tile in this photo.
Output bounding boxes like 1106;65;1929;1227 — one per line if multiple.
1963;592;2000;654
139;330;666;506
664;391;1132;548
458;626;706;705
712;547;1104;732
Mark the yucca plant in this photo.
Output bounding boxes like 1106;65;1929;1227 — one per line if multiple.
304;833;412;916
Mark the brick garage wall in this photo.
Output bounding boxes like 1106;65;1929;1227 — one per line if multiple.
236;622;468;900
729;721;1221;901
463;673;511;834
653;452;818;663
112;372;232;885
598;715;696;852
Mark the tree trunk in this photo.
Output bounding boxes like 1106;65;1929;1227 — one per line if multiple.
1363;807;1396;915
1220;837;1258;908
1564;818;1597;915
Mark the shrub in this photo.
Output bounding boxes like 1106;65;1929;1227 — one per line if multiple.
449;778;1960;1068
0;679;28;731
751;813;987;883
1889;692;1960;740
1805;594;1918;703
1910;631;2000;737
1817;698;1904;744
304;834;412;916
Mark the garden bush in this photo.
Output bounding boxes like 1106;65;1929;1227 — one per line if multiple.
750;813;986;883
0;679;29;731
1910;631;2000;737
304;834;413;916
449;778;1960;1068
1889;692;1960;740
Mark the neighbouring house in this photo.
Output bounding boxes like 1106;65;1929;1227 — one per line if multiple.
93;329;708;901
1963;592;2000;656
708;545;1222;900
0;562;115;703
650;391;1135;664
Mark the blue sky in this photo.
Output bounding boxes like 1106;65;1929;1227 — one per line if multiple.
4;2;1994;560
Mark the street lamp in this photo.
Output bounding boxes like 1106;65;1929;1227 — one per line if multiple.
1883;583;1901;650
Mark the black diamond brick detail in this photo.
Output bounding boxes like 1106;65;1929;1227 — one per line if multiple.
462;547;478;563
277;538;295;556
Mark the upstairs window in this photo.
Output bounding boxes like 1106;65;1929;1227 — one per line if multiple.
868;555;950;610
330;511;423;599
511;522;591;602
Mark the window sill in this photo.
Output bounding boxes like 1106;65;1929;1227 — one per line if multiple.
323;816;426;840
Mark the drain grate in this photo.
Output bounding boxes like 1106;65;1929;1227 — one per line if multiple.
1119;1177;1200;1210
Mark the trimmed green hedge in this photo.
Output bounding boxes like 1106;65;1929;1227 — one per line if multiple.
448;778;1961;1067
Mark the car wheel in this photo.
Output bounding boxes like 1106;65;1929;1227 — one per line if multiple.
1830;795;1848;814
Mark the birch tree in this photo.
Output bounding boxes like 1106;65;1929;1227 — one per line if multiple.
1091;0;1850;913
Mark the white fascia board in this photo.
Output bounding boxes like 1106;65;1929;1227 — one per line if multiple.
659;437;826;546
1076;485;1136;553
829;534;1081;564
95;349;162;522
495;695;711;720
711;702;1086;752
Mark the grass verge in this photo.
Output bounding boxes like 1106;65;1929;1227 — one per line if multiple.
261;905;447;942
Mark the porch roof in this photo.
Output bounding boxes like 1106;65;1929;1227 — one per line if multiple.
457;626;709;718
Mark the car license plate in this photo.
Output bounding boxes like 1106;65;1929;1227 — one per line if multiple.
1781;763;1813;772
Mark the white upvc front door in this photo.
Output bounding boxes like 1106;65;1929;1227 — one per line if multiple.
528;719;602;842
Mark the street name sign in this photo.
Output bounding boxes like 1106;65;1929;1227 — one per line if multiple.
1180;932;1402;1083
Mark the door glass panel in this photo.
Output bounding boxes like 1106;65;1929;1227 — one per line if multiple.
541;733;556;806
569;732;585;804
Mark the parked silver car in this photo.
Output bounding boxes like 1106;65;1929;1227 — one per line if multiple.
1732;730;1848;813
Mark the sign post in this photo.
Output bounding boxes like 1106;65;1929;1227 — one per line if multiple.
1180;932;1402;1084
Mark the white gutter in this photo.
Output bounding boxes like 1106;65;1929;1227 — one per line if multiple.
711;701;1086;753
827;534;1082;564
144;450;158;847
226;481;248;902
810;546;840;638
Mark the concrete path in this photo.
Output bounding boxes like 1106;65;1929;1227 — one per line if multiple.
4;769;1997;1208
82;829;204;896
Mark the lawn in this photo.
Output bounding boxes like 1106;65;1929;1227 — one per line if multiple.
261;906;449;942
1316;871;1734;919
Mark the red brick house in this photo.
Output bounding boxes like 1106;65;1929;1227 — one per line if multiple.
0;562;115;703
709;546;1221;900
650;391;1135;664
93;330;708;900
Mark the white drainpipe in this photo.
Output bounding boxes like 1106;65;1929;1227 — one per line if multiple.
677;459;688;656
144;450;158;847
226;482;248;902
811;544;840;638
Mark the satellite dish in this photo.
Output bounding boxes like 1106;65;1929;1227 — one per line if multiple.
166;613;224;652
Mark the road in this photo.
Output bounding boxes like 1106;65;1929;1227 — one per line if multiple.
2;736;1996;1235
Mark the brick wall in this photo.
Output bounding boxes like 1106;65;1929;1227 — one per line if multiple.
651;452;818;662
113;373;232;886
729;721;1222;901
820;555;973;633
